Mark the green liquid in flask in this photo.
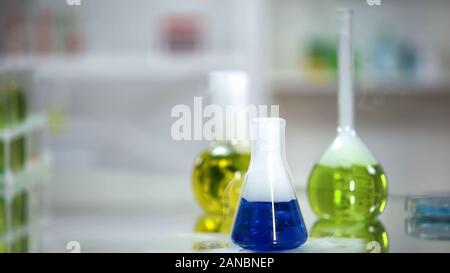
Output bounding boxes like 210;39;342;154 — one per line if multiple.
307;9;388;221
308;164;387;221
192;143;250;215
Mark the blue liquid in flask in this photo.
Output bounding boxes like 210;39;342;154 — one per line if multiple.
231;198;308;251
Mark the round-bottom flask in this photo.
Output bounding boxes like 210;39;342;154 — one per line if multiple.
308;129;388;220
192;142;250;214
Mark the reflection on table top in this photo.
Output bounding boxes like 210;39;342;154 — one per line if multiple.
41;190;450;253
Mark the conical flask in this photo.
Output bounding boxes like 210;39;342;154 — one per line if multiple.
232;118;308;251
307;9;388;221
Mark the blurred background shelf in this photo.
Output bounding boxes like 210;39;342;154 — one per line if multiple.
270;69;450;95
3;55;449;94
0;54;240;83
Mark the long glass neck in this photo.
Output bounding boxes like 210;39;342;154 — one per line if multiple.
251;118;286;164
338;9;355;131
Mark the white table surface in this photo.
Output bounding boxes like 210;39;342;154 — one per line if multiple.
39;170;450;253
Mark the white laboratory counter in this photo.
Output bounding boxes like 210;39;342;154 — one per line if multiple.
39;170;450;253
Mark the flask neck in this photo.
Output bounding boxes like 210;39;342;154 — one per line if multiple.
337;8;355;131
242;118;296;203
250;118;287;167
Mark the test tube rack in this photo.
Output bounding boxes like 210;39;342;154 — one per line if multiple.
0;113;50;253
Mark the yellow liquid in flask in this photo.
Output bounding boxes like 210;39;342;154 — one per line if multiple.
192;143;250;214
